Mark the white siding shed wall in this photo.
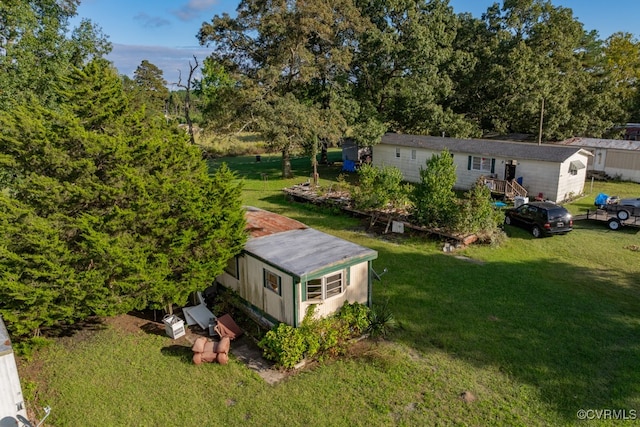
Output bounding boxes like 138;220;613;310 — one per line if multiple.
218;255;295;326
298;261;369;326
1;350;27;425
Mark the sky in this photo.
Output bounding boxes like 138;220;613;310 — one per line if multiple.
71;0;640;88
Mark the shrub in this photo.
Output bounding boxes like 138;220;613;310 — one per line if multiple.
410;149;457;228
258;323;307;369
259;303;373;368
337;301;371;335
367;302;397;339
454;180;502;235
352;164;408;210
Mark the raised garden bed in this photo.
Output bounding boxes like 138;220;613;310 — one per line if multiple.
283;184;478;246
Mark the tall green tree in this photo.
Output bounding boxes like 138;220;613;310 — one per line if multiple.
0;59;247;338
455;0;621;139
602;32;640;123
410;149;457;228
0;0;110;109
127;60;170;120
352;0;475;137
198;0;368;177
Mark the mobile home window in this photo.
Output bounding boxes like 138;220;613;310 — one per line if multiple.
470;156;493;172
411;149;417;160
395;148;401;158
305;271;344;301
224;256;238;279
263;269;281;295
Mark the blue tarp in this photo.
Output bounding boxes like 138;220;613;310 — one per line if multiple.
595;193;609;206
342;159;356;172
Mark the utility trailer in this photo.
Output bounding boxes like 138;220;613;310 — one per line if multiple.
590;194;640;230
580;209;640;230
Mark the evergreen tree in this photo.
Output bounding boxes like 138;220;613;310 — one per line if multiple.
129;60;170;120
410;149;457;228
0;59;247;338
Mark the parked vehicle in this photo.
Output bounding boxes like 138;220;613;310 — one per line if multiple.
619;197;640;208
504;201;573;237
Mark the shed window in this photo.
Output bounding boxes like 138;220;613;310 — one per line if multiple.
469;156;494;172
569;160;585;175
395;148;401;158
411;149;417;160
305;271;344;301
224;256;238;279
263;269;281;296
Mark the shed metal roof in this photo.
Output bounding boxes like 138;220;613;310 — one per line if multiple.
245;227;377;278
555;137;640;151
381;133;586;162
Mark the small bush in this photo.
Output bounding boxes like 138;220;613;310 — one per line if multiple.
14;336;52;360
454;180;502;235
258;323;307;369
367;303;397;339
337;301;371;335
352;164;408;210
259;303;374;368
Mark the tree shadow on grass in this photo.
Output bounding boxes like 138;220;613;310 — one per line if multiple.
41;316;107;338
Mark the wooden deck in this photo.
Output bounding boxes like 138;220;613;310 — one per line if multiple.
483;178;527;200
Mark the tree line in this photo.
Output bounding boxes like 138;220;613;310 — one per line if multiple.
193;0;640;177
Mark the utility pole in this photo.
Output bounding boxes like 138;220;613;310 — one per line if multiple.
538;97;545;146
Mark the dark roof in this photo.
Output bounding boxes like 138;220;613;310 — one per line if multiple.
555;137;640;151
381;133;586;163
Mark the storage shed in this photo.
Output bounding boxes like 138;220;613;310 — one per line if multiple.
554;137;640;183
374;133;591;203
215;207;378;327
0;316;28;427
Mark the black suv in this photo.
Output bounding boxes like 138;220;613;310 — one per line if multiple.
504;201;573;238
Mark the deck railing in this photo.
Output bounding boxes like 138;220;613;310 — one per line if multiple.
484;178;527;199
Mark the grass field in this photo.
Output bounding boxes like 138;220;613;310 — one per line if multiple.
20;151;640;426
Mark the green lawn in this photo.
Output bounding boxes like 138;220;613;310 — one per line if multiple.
22;153;640;426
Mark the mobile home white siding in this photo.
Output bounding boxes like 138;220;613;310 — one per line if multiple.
604;150;640;182
220;258;371;327
374;134;589;202
555;138;640;183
